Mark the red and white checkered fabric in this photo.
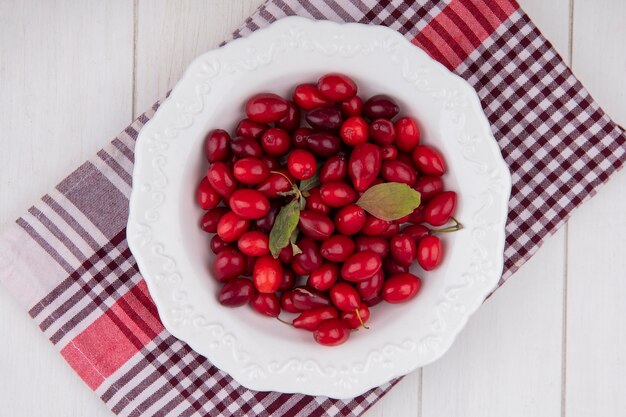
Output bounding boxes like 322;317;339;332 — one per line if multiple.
1;1;624;416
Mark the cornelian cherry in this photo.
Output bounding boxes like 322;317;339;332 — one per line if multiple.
313;318;350;346
293;306;339;331
287;149;316;180
253;255;283;293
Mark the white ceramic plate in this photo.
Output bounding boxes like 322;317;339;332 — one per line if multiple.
127;16;511;399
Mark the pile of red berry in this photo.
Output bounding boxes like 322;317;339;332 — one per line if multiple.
197;73;460;346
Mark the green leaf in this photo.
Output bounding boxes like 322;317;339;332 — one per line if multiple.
290;229;302;255
269;200;301;258
356;182;421;221
299;172;320;192
299;195;307;211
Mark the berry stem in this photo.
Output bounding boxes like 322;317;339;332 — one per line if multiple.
430;217;464;234
355;308;370;330
276;316;294;327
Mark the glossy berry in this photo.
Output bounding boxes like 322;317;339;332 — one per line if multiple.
403;224;430;244
210;235;231;254
361;214;391;236
340;95;363;117
341;303;370;329
279;268;296;291
363;95;399;120
196;178;221;210
233;157;270;185
329;282;361;313
381;222;400;239
298;210;335;240
424;191;457;226
313;318;350;346
355;236;389;258
207;162;238;198
293;237;323;272
394;117;420;152
382;273;422;304
317;73;357;101
320;154;348;183
334;204;366;235
293;83;333;110
292;127;312;149
253;255;283;293
231;137;263;158
235;119;267;139
281;290;302;313
369;119;396;145
417;235;443;271
251;293;280;317
205;129;231;162
414;176;444;201
293;307;339;331
200;207;228;233
319;181;357;207
261;128;292;157
381;145;398;160
390;234;418;266
218;278;256;307
213;249;246;282
349;143;382;191
382;256;409;275
306;108;343;131
306;132;342;157
381;160;416;185
412;145;446;176
254;202;280;233
320;235;355;262
341;251;382;282
229;189;270;220
275;101;301;132
292;287;331;310
408;206;426;224
340;116;369;146
305;187;331;215
308;263;340;291
217;212;249;242
356;269;384;301
237;231;270;257
245;93;289;123
287;149;317;180
257;172;293;199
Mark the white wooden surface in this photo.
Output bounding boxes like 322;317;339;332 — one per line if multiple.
0;1;624;416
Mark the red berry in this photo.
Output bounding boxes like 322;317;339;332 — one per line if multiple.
381;222;400;238
412;145;446;176
229;189;270;220
292;287;331;310
320;235;355;262
207;162;238;198
390;234;418;266
293;306;339;331
253;255;283;293
298;210;335;240
341;251;382;282
292;237;323;272
423;191;457;226
306;132;342;158
417;235;443;270
254;202;280;233
237;231;270;257
293;83;333;110
306;108;343;131
205;129;232;162
308;263;340;291
200;207;228;233
340;95;363;117
281;290;302;313
383;273;422;303
395;117;420;152
210;235;231;254
279;268;296;291
356;269;384;301
257;171;293;199
319;181;357;207
363;95;399;120
317;73;358;101
279;244;294;265
231;137;263;158
349;143;382;191
341;303;370;329
259;156;279;170
261;128;292;157
251;293;280;317
334;204;366;235
196;178;221;210
275;101;301;132
287;149;317;180
313;318;350;346
217;212;249;242
408;206;426;224
369;119;396;145
381;145;398;160
319;154;348;184
414;176;444;201
213;249;246;282
340;116;369;146
381;160;416;185
402;224;430;244
292;127;312;149
329;282;361;312
383;256;410;275
233;157;270;185
361;214;391;236
355;236;389;258
218;278;256;307
304;187;331;215
235;119;267;139
245;93;289;123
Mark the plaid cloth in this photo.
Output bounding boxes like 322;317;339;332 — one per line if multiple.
1;0;625;416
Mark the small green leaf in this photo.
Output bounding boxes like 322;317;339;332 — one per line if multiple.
299;195;307;211
356;182;421;221
299;172;320;192
269;200;301;258
290;229;302;255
